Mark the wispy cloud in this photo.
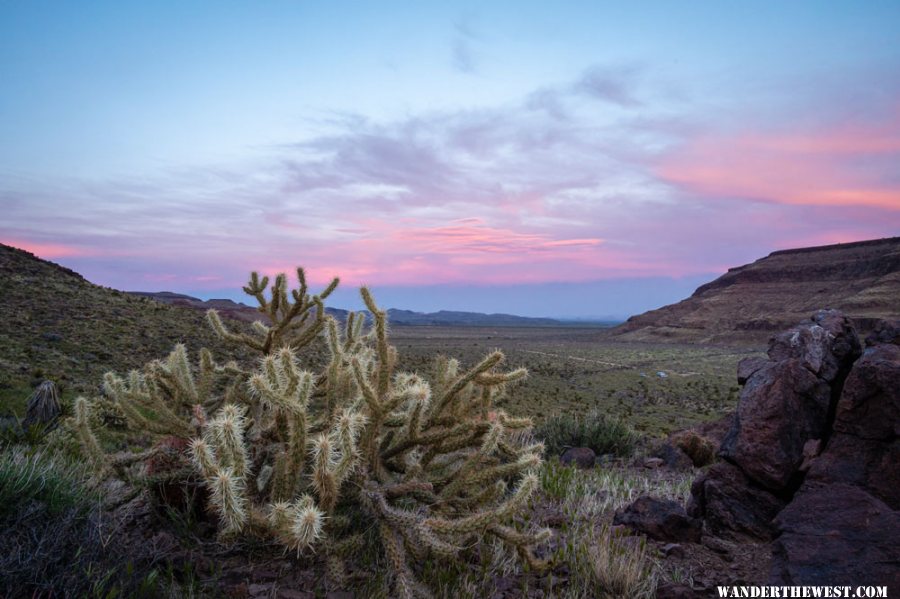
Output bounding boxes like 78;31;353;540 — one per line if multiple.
572;65;643;108
451;16;480;73
658;105;900;210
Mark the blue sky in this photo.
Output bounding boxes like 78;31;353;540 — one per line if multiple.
1;1;899;318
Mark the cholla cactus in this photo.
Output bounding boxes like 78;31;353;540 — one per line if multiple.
78;268;549;598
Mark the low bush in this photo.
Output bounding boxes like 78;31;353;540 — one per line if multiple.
535;410;640;458
670;430;716;467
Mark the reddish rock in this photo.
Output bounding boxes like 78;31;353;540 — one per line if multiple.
687;462;785;541
806;434;900;510
832;343;900;440
798;438;822;472
770;483;900;589
864;319;900;347
770;322;900;588
613;496;701;543
559;446;596;469
720;359;832;490
718;311;860;491
766;309;861;384
736;357;768;385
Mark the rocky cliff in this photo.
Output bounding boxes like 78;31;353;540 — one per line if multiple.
614;237;900;346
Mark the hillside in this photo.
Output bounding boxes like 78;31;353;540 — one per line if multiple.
613;237;900;346
0;244;254;413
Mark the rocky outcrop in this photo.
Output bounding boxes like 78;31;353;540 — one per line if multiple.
832;342;900;441
688;310;860;541
770;336;900;588
612;236;900;345
614;314;899;589
771;484;900;588
687;313;900;587
719;310;860;491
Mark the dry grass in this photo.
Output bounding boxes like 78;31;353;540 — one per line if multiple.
544;463;691;598
357;461;695;598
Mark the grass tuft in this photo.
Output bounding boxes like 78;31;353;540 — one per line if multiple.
0;447;93;517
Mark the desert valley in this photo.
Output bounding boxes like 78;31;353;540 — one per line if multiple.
1;237;898;597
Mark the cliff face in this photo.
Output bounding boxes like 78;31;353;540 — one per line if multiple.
613;237;900;346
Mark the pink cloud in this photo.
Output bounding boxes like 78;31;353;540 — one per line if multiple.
235;219;640;287
657;111;900;211
1;238;95;259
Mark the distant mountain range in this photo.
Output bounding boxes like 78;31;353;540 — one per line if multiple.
613;236;900;345
126;291;587;327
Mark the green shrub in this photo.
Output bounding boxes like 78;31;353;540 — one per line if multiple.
535;410;639;458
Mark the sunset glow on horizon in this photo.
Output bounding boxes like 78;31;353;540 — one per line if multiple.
2;1;898;318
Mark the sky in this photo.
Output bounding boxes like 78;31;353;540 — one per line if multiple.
1;1;899;319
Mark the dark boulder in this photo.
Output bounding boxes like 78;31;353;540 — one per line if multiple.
832;343;900;440
805;434;900;510
770;483;900;589
559;446;595;469
770;328;900;587
613;495;701;543
653;441;694;471
687;462;786;541
864;319;900;347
